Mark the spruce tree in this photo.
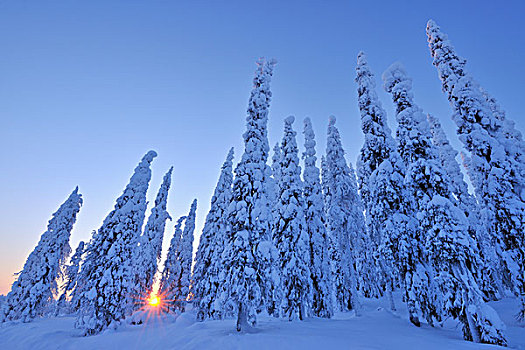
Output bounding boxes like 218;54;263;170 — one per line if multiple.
272;142;282;188
177;199;197;312
270;141;283;271
272;116;312;320
368;147;406;312
427;20;525;176
193;148;234;321
355;51;408;307
428;114;502;300
1;187;82;322
348;160;376;300
302;117;333;318
427;20;525;318
480;87;525;168
220;58;277;331
355;52;399;301
159;216;186;313
323;116;364;314
383;63;506;345
269;142;282;208
356;52;396;217
131;167;173;311
56;241;85;315
75;151;156;335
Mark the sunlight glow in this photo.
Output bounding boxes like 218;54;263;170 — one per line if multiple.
148;295;161;307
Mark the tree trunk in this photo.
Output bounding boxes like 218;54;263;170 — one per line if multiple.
407;291;420;327
236;302;248;332
298;298;305;321
465;305;481;343
387;279;396;312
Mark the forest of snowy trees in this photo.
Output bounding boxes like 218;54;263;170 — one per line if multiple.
1;20;523;346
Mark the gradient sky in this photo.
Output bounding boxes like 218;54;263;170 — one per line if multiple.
1;0;524;294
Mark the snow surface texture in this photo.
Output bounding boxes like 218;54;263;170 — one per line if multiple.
0;295;523;350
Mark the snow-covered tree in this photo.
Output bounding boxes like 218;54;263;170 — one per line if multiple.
320;156;329;210
368;149;406;312
159;216;186;313
323;116;364;314
272;116;312;320
159;200;196;313
426;115;476;213
131;167;173;311
428;114;502;300
383;63;506;345
1;187;82;323
427;20;525;177
356;51;396;216
270;142;282;253
272;142;282;180
219;58;278;331
193;148;234;321
75;151;156;335
355;51;398;300
177;199;197;312
56;241;85;315
480;88;525;169
268;142;281;208
302;117;333;318
427;20;525;319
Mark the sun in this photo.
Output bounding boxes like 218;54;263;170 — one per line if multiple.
148;295;161;307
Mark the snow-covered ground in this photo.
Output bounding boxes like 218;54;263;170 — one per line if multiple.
1;295;523;350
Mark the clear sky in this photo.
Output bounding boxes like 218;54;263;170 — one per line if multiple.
1;0;524;294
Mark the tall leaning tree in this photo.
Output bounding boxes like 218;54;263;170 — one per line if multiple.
220;58;278;332
193;148;234;321
384;63;506;345
428;114;502;300
1;187;82;322
131;167;173;311
355;52;400;302
427;20;525;319
75;151;156;335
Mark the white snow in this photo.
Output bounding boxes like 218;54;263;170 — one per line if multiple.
1;295;523;350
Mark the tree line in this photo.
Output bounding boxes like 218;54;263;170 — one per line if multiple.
1;20;523;346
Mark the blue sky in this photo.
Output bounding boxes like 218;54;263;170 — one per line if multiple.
0;0;524;293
